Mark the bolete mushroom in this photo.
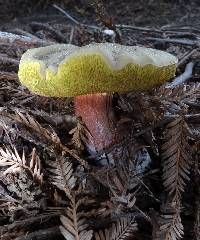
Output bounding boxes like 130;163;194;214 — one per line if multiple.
18;43;178;164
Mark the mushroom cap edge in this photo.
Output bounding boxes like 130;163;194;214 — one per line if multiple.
18;43;178;97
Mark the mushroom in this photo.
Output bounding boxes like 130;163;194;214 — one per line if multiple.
18;43;178;164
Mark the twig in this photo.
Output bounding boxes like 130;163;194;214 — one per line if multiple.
60;144;89;169
0;31;53;48
10;28;38;39
53;4;101;30
164;32;198;39
53;4;80;25
4;106;77;126
185;113;200;122
160;25;200;33
146;37;199;46
116;24;162;33
133;205;151;223
166;62;194;88
69;26;75;44
0;55;19;66
0;71;18;81
1;213;59;233
30;21;67;43
183;100;200;109
178;48;198;67
52;4;200;47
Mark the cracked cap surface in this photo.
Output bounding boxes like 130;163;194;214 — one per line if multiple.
18;43;178;97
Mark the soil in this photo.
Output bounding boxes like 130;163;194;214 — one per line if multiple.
1;0;200;32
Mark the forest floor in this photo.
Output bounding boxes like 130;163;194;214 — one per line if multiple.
0;1;199;240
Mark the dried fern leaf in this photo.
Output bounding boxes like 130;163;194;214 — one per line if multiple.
30;148;43;185
59;193;94;240
69;120;86;152
154;204;183;240
0;146;43;184
95;216;137;240
15;111;60;144
47;155;76;195
14;111;88;167
156;83;200;101
0;146;42;201
161;116;192;201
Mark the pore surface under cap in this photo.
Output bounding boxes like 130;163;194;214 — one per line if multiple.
18;43;178;97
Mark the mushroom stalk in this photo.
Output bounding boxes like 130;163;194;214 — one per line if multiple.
74;93;118;154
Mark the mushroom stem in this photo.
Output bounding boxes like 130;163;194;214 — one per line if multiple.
74;93;118;154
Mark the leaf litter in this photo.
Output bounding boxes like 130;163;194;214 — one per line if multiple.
0;1;200;240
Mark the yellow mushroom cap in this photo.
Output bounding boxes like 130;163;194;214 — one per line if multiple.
18;43;178;97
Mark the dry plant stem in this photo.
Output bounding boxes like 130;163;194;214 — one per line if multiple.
0;31;52;48
146;37;198;46
74;93;118;153
0;71;18;81
30;22;67;43
166;62;194;88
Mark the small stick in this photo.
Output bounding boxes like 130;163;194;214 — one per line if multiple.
10;28;38;39
53;4;101;30
116;24;162;33
69;26;75;44
146;37;199;46
0;31;53;48
0;55;19;66
0;71;18;81
161;25;200;33
1;213;59;233
53;4;79;25
166;62;194;88
178;48;198;67
30;21;67;43
164;32;197;39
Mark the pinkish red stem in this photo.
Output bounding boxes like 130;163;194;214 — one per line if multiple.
74;93;118;154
